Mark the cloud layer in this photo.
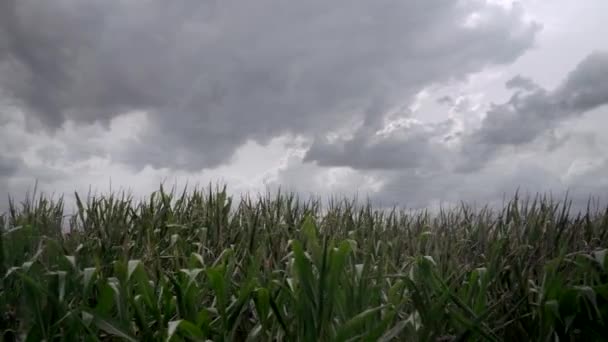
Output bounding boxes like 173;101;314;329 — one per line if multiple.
1;0;607;211
304;51;608;174
287;51;608;209
1;0;538;171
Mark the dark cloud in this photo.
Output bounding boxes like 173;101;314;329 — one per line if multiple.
505;75;539;91
437;96;455;106
0;155;20;178
304;119;454;170
371;158;608;212
274;147;605;211
0;0;539;170
367;52;608;209
0;154;22;210
302;51;608;183
466;51;608;165
556;52;608;111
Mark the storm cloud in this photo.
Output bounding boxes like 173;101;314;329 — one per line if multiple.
462;51;608;169
303;51;608;175
1;0;607;211
1;0;538;171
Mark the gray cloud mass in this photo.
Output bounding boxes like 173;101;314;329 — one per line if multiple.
0;155;22;208
2;0;607;211
465;51;608;167
1;0;538;171
304;119;456;170
304;51;608;174
505;75;539;91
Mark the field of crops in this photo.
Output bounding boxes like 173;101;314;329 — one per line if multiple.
1;185;607;341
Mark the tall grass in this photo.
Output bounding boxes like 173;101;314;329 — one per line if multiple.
1;185;607;341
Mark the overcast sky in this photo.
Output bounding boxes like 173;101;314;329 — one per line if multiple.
1;0;607;211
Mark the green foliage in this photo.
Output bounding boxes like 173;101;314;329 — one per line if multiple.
1;186;608;340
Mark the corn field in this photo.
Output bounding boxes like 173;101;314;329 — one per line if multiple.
1;185;607;341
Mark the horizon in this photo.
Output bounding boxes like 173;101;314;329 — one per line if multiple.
3;183;607;219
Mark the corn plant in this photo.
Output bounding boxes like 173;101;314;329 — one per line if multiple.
1;186;607;341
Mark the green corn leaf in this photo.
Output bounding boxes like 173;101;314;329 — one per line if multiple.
83;310;137;342
83;267;97;293
291;240;316;307
334;306;387;342
127;259;142;282
254;287;271;322
377;319;408;342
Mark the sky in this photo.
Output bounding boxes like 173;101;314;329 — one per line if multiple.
1;0;607;212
